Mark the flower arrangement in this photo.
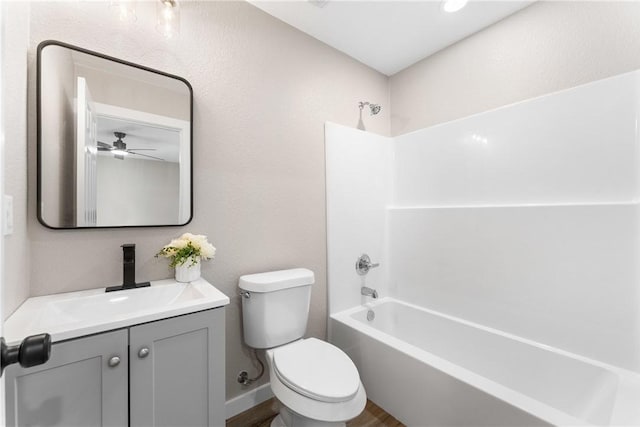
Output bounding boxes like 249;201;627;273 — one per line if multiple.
156;233;216;268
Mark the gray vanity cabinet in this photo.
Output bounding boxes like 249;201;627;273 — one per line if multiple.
5;329;129;426
130;308;225;427
5;308;225;427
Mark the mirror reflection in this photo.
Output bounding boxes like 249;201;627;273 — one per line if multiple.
37;41;192;229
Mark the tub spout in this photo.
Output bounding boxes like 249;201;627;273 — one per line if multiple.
361;286;378;299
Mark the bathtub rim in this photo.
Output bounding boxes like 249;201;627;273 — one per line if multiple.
330;297;640;426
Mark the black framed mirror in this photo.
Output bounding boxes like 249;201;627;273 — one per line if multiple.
37;40;193;229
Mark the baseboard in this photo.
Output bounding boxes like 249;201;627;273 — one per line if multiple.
225;383;274;419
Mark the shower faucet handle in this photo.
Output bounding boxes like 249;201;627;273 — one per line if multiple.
356;254;380;276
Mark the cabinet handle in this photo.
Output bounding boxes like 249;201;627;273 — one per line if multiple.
108;356;121;368
138;347;150;359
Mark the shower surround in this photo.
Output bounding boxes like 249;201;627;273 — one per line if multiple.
325;70;640;425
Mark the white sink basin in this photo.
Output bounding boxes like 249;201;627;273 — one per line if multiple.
4;278;229;345
51;283;206;320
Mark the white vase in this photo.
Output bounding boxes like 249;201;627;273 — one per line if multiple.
175;258;201;283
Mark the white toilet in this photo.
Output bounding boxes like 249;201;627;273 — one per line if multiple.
239;268;366;427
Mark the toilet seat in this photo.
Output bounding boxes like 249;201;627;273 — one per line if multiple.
266;339;367;423
272;338;360;403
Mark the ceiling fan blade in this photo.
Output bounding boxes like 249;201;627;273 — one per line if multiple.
129;151;165;161
97;141;113;149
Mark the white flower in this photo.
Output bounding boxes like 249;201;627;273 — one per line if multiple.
180;232;195;241
156;232;216;265
200;242;216;259
169;238;188;249
188;234;216;259
186;234;203;248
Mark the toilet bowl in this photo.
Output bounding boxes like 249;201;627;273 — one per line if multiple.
238;268;367;427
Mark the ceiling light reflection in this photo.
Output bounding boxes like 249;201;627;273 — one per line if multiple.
442;0;468;13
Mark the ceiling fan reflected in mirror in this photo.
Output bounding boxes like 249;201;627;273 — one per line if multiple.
97;131;164;161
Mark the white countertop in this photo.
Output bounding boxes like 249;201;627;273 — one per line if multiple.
4;278;230;345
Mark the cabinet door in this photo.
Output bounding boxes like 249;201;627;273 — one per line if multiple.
5;329;128;427
130;308;225;427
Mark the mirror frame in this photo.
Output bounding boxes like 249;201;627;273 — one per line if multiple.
36;40;194;229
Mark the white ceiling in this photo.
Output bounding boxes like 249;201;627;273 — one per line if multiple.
250;0;535;76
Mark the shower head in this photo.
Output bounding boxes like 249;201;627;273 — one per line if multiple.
359;101;382;116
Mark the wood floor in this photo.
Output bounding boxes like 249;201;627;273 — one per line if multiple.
227;398;405;427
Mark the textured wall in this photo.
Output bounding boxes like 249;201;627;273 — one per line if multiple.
16;0;389;402
390;1;640;135
3;1;31;323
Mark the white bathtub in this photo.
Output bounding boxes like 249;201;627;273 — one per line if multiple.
330;298;640;426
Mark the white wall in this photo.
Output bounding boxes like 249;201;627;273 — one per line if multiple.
393;71;640;206
325;122;392;315
390;83;640;371
327;71;640;372
96;156;179;226
389;204;639;371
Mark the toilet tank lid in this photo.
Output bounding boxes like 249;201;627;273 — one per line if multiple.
238;268;314;292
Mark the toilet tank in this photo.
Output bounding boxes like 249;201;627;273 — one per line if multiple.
239;268;314;349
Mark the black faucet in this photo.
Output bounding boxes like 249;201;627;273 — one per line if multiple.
122;243;136;287
105;244;150;292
